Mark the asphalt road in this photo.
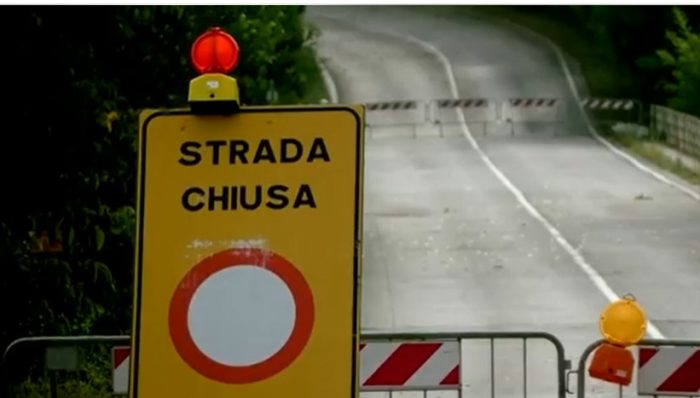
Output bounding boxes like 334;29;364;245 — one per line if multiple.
307;6;700;398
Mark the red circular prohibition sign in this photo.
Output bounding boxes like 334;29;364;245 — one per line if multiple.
168;248;314;384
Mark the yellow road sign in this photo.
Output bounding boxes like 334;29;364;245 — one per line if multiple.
130;105;364;398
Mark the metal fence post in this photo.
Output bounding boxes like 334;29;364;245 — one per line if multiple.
49;371;58;398
576;339;603;398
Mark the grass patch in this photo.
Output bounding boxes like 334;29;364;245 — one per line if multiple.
6;345;117;398
12;376;113;398
601;127;700;186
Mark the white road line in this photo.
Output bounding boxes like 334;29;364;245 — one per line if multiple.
592;132;699;202
491;15;700;203
317;56;339;103
314;12;664;339
403;33;665;340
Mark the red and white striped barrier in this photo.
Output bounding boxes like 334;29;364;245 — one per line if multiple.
112;341;460;393
360;341;460;390
638;346;700;396
112;346;130;394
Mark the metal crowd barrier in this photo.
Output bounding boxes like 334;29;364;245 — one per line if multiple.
2;331;569;398
571;338;700;398
361;331;569;398
6;333;699;398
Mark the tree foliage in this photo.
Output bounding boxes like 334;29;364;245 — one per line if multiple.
0;6;318;350
564;6;676;101
656;7;700;115
520;6;700;115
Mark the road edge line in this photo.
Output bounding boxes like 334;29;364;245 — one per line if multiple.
317;55;339;103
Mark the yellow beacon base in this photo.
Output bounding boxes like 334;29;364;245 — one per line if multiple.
188;73;240;114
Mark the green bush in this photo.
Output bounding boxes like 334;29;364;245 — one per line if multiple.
0;5;322;352
657;7;700;116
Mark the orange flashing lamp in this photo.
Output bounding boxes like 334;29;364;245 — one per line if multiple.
191;27;240;74
187;27;241;114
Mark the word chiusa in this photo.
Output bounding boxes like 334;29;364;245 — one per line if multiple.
178;137;330;212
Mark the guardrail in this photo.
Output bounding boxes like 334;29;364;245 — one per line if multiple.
652;105;700;160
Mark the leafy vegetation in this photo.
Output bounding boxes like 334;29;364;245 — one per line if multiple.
656;8;700;115
0;5;323;364
462;6;700;118
7;344;115;398
601;126;700;186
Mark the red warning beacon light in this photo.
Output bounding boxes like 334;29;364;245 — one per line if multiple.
191;27;240;74
187;27;241;114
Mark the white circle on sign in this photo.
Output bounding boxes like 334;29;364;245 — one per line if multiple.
187;265;296;366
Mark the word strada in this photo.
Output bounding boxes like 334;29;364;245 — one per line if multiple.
179;137;330;165
178;137;331;212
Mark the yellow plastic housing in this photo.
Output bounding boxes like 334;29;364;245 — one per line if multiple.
187;73;240;114
599;296;647;346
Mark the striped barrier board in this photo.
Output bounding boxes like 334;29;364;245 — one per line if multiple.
364;98;635;111
360;341;460;390
509;98;558;107
638;345;700;396
435;98;488;108
365;101;417;111
112;341;460;393
112;346;130;394
581;98;635;111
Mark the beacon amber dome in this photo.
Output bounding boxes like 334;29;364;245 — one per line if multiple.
599;295;647;346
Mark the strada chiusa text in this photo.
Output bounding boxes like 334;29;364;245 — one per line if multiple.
178;137;330;211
